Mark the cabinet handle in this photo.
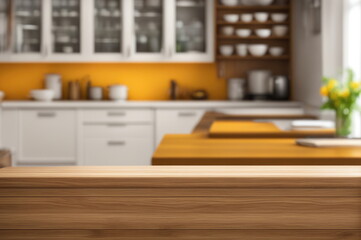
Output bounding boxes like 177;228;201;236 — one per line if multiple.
126;46;131;58
37;112;56;118
108;141;126;146
178;112;197;117
107;123;127;127
107;112;126;117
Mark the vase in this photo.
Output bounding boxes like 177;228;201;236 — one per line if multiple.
335;109;353;138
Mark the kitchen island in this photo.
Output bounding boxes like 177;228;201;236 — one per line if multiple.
1;166;361;239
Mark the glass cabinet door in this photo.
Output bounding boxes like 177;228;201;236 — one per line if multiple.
134;0;163;53
13;0;42;53
0;0;10;53
52;0;81;54
94;0;122;53
175;0;206;54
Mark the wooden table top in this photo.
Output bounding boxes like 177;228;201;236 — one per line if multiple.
209;121;335;138
1;166;361;188
152;135;361;166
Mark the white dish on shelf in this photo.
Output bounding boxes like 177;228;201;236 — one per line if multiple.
271;13;288;22
30;90;55;102
222;26;235;36
254;12;269;22
273;25;288;36
219;45;234;56
236;28;252;37
236;44;248;56
240;13;253;22
223;14;239;23
255;29;271;38
269;46;284;56
220;0;239;6
248;44;268;56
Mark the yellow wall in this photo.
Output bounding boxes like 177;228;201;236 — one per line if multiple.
0;63;226;100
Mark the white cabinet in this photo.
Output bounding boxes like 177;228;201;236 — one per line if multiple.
168;0;214;62
0;0;214;62
2;109;77;165
81;109;154;166
155;109;206;145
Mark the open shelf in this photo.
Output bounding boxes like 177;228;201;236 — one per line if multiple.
217;21;289;26
217;5;290;11
215;0;293;100
217;55;289;61
218;36;290;40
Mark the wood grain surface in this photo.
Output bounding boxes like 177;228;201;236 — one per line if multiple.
152;135;361;165
1;230;361;240
209;121;335;138
1;166;361;239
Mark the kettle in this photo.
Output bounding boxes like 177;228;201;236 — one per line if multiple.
269;76;289;100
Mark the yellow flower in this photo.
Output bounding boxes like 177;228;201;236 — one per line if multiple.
320;86;328;96
340;89;350;98
350;81;361;90
327;79;338;90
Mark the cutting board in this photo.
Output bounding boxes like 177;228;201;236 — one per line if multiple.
208;121;335;138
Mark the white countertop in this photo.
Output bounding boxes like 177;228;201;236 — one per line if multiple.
1;100;303;109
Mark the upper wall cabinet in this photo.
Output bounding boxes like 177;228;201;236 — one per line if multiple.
0;0;10;54
0;0;214;63
170;0;214;62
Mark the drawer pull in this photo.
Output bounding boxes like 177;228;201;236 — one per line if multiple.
108;141;126;146
108;112;126;117
37;112;56;118
178;112;197;117
107;123;127;127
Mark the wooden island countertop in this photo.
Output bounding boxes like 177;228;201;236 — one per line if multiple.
1;166;361;239
152;135;361;165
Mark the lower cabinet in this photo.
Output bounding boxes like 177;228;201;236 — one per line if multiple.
2;109;77;166
19;110;77;165
83;138;153;166
155;109;207;146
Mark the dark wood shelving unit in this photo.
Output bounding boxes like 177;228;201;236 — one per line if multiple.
215;0;294;99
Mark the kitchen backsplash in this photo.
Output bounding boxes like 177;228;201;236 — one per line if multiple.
0;63;226;100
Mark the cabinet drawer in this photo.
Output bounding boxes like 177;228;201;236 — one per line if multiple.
83;138;153;166
83;123;153;138
82;110;153;123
